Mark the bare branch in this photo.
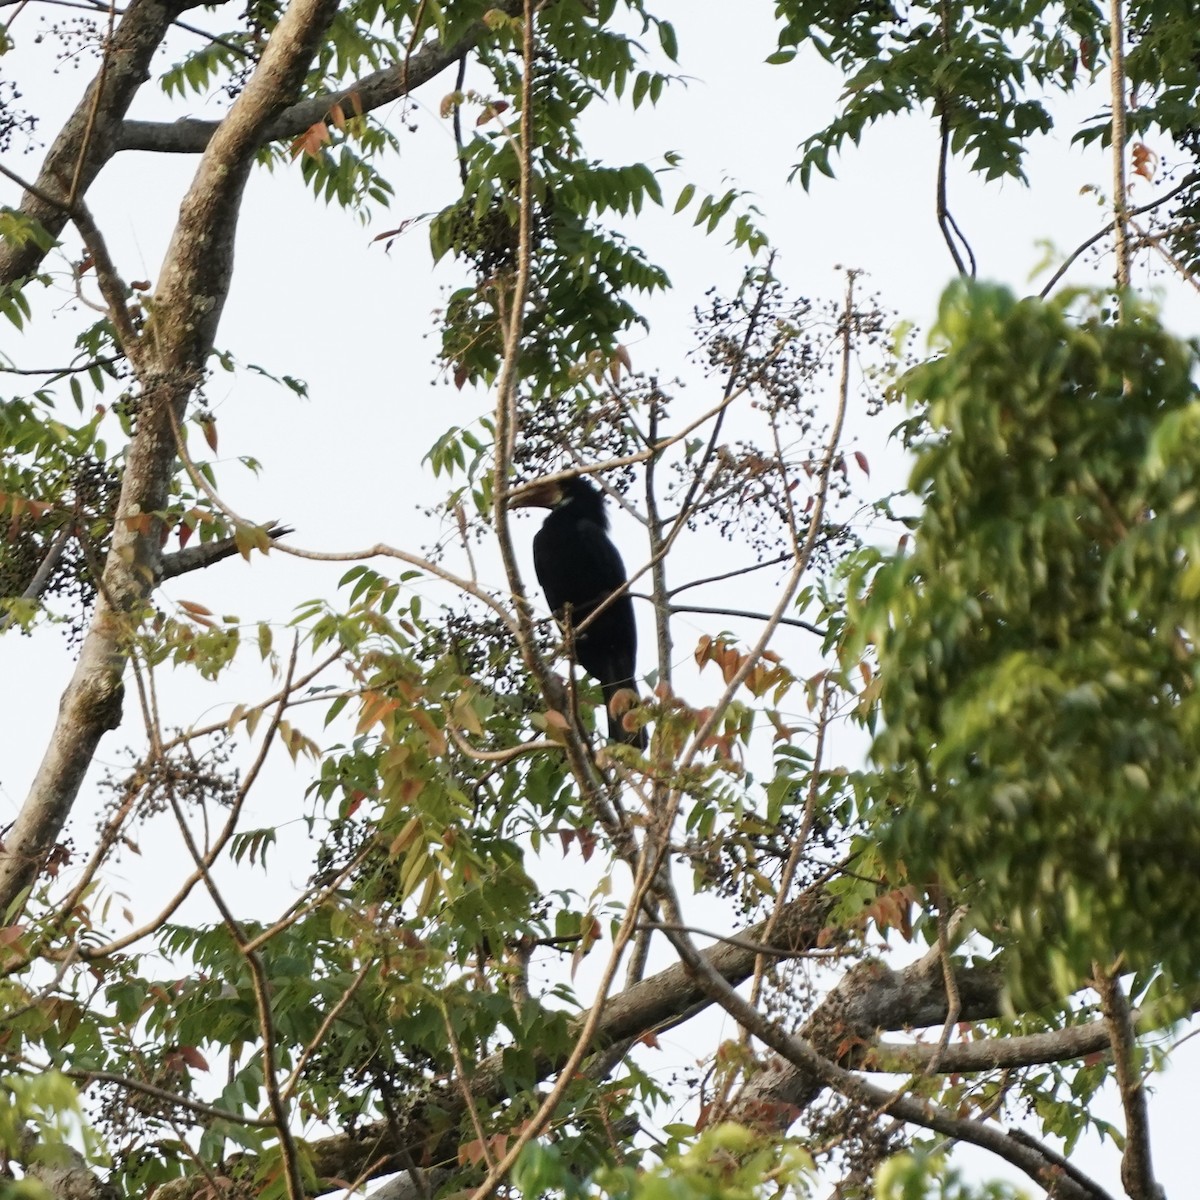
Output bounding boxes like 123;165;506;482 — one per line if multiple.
664;602;826;636
1109;0;1131;289
0;525;74;634
935;113;975;278
871;1018;1121;1074
0;354;123;378
66;1067;276;1128
1036;183;1197;306
0;0;189;287
70;200;141;362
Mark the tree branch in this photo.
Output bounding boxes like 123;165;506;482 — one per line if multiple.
872;1019;1117;1074
664;602;826;636
115;6;517;154
0;0;342;917
71;199;142;363
1109;0;1130;289
651;883;1115;1200
157;524;291;579
1096;970;1162;1200
152;888;837;1199
0;0;188;287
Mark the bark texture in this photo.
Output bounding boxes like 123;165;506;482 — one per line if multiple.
0;0;343;915
0;0;194;287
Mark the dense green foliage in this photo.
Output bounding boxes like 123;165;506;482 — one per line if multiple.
3;0;1200;1197
856;283;1200;996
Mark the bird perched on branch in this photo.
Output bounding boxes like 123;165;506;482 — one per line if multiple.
512;473;645;749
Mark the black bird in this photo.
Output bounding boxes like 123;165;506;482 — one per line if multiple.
513;474;645;748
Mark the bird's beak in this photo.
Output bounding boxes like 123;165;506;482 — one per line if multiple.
509;478;564;509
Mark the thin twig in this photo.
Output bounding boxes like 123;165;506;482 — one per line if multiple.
1037;178;1194;299
280;959;373;1101
669;271;858;785
71;200;141;362
746;683;832;1016
0;159;72;212
1109;0;1130;289
66;1068;276;1127
67;0;118;208
1130;215;1200;294
32;0;254;57
446;723;556;763
80;638;301;959
167;784;304;1199
442;1005;498;1172
667;553;793;597
664;603;825;636
0;354;123;378
162;398;517;630
633;922;825;958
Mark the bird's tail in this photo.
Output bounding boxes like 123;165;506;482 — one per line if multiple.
603;682;647;750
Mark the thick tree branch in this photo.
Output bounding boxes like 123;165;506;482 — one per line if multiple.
0;0;341;917
872;1019;1119;1074
115;12;505;154
0;0;188;287
651;886;1115;1200
157;524;291;579
151;889;837;1199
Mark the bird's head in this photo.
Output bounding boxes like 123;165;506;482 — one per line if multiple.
509;474;603;513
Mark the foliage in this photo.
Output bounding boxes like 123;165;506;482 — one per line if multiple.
854;281;1200;995
874;1152;1030;1200
2;0;1199;1197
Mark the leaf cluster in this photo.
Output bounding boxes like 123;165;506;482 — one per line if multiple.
855;281;1200;994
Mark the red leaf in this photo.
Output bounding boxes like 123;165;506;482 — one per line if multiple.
576;826;597;863
476;100;509;126
854;450;870;476
178;1045;210;1071
1131;142;1157;182
290;121;331;159
177;599;214;618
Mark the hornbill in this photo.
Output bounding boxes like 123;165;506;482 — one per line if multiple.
512;474;646;748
